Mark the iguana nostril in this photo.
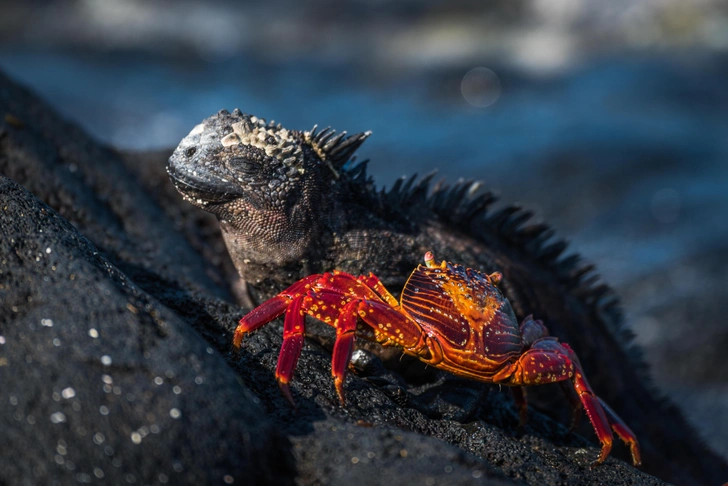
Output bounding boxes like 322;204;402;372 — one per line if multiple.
185;147;197;157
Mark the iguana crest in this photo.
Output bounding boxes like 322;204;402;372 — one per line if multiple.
303;125;371;177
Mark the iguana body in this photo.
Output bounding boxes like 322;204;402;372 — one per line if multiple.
167;109;724;485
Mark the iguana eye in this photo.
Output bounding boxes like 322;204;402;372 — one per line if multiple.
228;157;261;175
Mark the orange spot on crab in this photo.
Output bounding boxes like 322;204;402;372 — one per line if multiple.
233;252;641;467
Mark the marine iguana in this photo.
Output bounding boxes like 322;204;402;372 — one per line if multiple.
167;108;726;485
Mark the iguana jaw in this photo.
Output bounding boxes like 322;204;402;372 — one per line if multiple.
167;162;242;207
167;119;245;208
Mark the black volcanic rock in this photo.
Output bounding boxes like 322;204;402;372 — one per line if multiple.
0;69;695;485
0;176;294;485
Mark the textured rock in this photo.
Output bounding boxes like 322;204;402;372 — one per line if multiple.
0;69;681;485
0;177;293;485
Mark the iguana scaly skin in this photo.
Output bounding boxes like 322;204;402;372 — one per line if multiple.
167;109;725;485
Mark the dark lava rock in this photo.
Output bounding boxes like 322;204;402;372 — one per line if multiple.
0;176;294;485
0;69;686;485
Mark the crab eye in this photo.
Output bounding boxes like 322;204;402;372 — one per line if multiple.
424;252;436;268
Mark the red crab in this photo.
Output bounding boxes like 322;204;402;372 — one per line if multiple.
233;252;641;467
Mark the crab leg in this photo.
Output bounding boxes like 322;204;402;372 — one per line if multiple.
597;397;641;466
511;338;614;466
280;290;368;405
354;300;425;350
571;362;613;466
298;294;427;404
313;271;387;302
321;296;426;403
511;386;528;427
239;281;390;406
234;274;322;347
512;338;640;466
273;290;363;407
234;296;289;347
275;296;306;407
558;380;583;431
561;344;641;466
331;301;359;404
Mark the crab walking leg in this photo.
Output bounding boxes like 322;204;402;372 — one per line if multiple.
234;295;288;347
299;290;371;324
321;297;426;402
311;271;391;304
234;274;322;347
274;290;367;407
559;343;641;466
331;301;360;404
273;290;373;407
511;339;614;466
317;296;428;403
597;397;642;466
571;362;614;465
274;296;307;407
275;290;389;405
558;380;584;431
511;315;549;427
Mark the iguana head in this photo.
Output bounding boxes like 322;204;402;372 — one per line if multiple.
167;109;370;268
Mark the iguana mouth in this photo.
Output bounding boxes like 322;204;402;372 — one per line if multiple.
166;157;242;205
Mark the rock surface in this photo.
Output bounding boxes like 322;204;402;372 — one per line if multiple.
0;69;694;485
0;176;294;485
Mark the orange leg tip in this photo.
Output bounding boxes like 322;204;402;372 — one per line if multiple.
334;377;346;406
593;396;641;467
589;457;606;470
631;446;642;467
277;380;297;409
588;440;612;469
232;330;244;348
